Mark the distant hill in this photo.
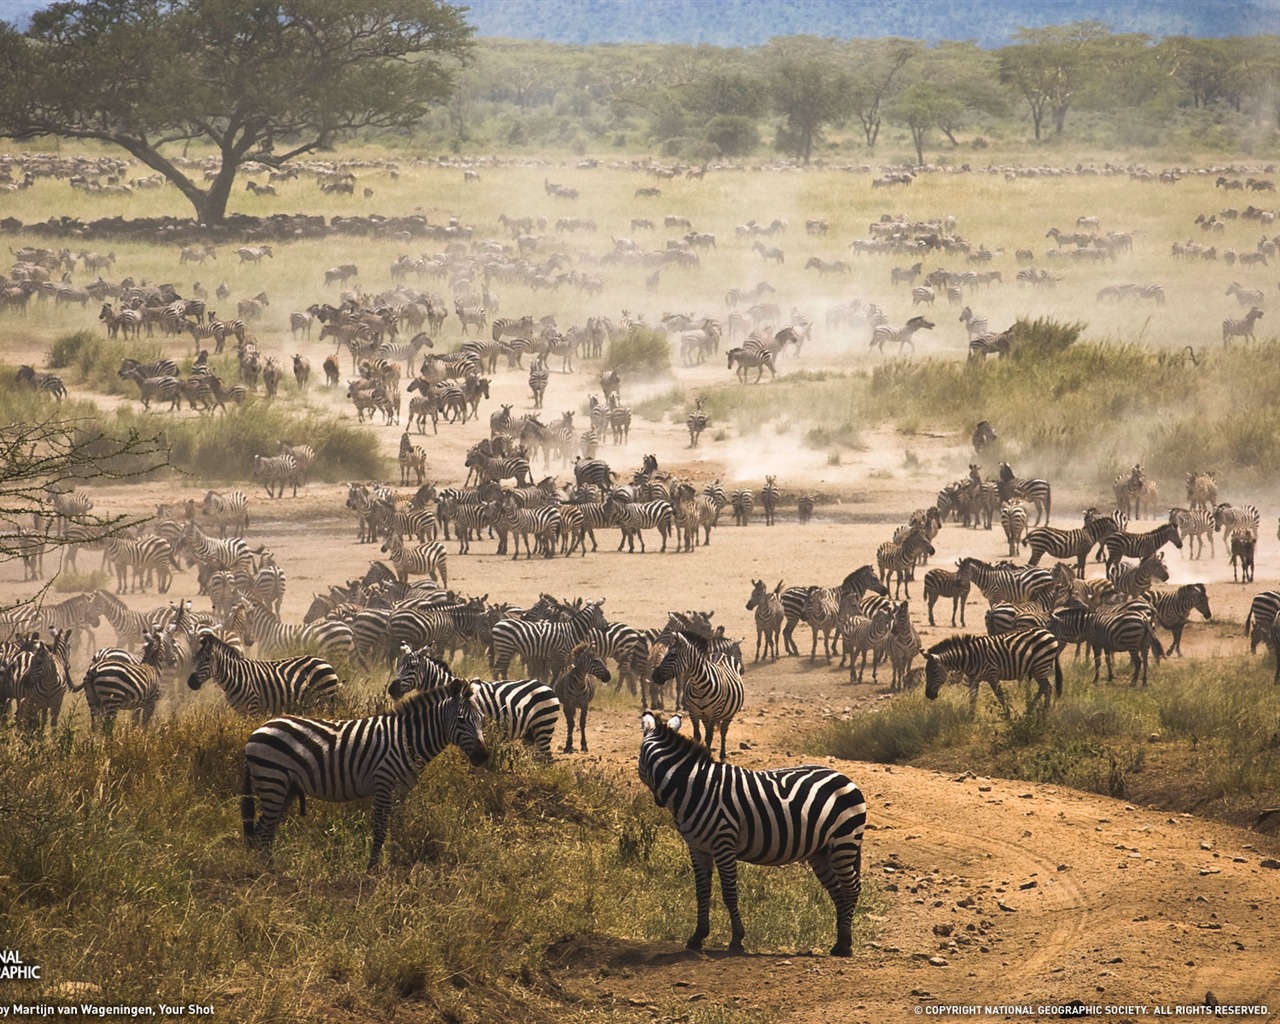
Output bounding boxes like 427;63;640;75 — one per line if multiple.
1;0;1276;47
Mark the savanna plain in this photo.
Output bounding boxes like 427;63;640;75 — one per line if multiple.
2;143;1280;1023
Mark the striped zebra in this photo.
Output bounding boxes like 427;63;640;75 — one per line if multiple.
242;679;487;869
1231;528;1256;582
996;463;1051;525
875;531;935;599
553;641;611;754
278;442;315;486
14;364;68;401
5;629;72;730
119;367;182;410
959;558;1056;609
1112;464;1157;519
1222;306;1263;345
687;399;708;448
959;305;989;339
490;599;606;680
869;315;933;355
726;346;775;383
887;601;921;691
252;454;298;499
74;629;173;729
1185;471;1217;511
798;494;815;524
201;489;250;538
924;561;972;627
1145;584;1211;656
1023;514;1119;577
1085;602;1163;686
496;496;560;560
608;496;674;553
1097;521;1182;569
491;315;535;344
746;579;784;662
1169;506;1215;559
1108;552;1169;597
967;330;1012;361
924;629;1062;716
1213;503;1261;553
652;630;745;762
389;648;562;760
102;535;177;594
187;632;340;717
380;533;448;586
386;598;488;662
638;710;866;956
779;566;887;657
802;586;841;661
1245;590;1280;653
241;600;356;661
1000;500;1028;556
731;489;754;526
759;476;780;526
838;601;894;684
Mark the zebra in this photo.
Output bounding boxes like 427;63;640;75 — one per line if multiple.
876;531;935;599
119;367;182;410
731;489;754;526
496;496;561;560
798;494;815;524
996;463;1051;525
490;599;606;680
1097;521;1182;569
869;315;934;355
1023;514;1119;578
101;535;178;594
242;680;487;869
967;330;1013;361
389;647;562;759
201;489;250;538
1169;506;1215;559
924;629;1063;717
1000;500;1028;556
1212;503;1261;552
746;579;784;662
1245;591;1280;653
726;347;775;383
380;533;448;585
73;629;173;729
14;364;68;401
1085;602;1163;686
924;561;971;627
553;641;611;754
1108;552;1169;597
1144;584;1211;656
760;476;779;526
187;631;340;717
1185;472;1218;511
6;629;72;730
886;601;921;691
779;567;887;658
959;305;989;339
652;630;745;762
1231;529;1256;583
803;586;841;662
638;710;866;956
838;601;894;684
608;496;674;553
1222;306;1263;345
687;399;708;448
252;454;298;499
241;600;356;661
959;558;1056;609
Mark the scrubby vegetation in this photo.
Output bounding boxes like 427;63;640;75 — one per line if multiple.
817;656;1280;825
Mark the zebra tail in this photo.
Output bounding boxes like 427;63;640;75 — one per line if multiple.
1054;658;1063;698
1244;606;1254;637
1149;631;1166;663
240;763;257;844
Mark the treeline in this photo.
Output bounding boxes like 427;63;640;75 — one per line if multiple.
416;24;1280;163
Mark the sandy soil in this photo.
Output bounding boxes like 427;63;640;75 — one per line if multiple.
4;345;1280;1021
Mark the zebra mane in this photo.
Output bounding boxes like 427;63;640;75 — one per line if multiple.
675;629;710;654
395;677;469;713
645;710;714;763
925;633;973;659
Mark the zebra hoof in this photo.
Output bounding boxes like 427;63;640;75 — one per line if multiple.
830;941;853;957
685;936;704;952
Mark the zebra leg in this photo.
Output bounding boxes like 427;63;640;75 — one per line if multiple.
713;847;746;952
562;705;575;753
809;849;858;956
367;787;399;870
687;848;715;951
578;705;589;752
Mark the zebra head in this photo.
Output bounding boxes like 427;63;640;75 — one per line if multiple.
922;653;948;700
638;710;694;801
569;642;611;685
443;677;488;766
187;630;220;690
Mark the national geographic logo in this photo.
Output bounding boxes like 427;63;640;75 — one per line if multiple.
0;951;40;981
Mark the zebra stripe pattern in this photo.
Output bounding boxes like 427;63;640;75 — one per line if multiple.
380;534;448;586
1107;552;1169;597
252;454;299;499
1168;507;1215;559
638;711;867;956
74;629;172;728
490;600;606;680
1023;515;1118;577
924;562;971;627
1222;307;1263;344
760;476;779;526
187;632;340;717
553;642;611;753
924;628;1062;716
1144;584;1211;656
609;497;674;553
1097;522;1182;569
242;680;487;868
726;346;776;382
652;630;745;761
746;579;784;662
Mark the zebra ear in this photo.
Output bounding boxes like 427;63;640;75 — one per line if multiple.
666;713;682;732
641;711;657;733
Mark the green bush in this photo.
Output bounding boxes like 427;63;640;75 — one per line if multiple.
604;327;672;379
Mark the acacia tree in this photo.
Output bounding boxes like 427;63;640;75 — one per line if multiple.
1;417;169;609
765;38;850;164
845;38;921;150
999;22;1110;140
0;0;473;224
